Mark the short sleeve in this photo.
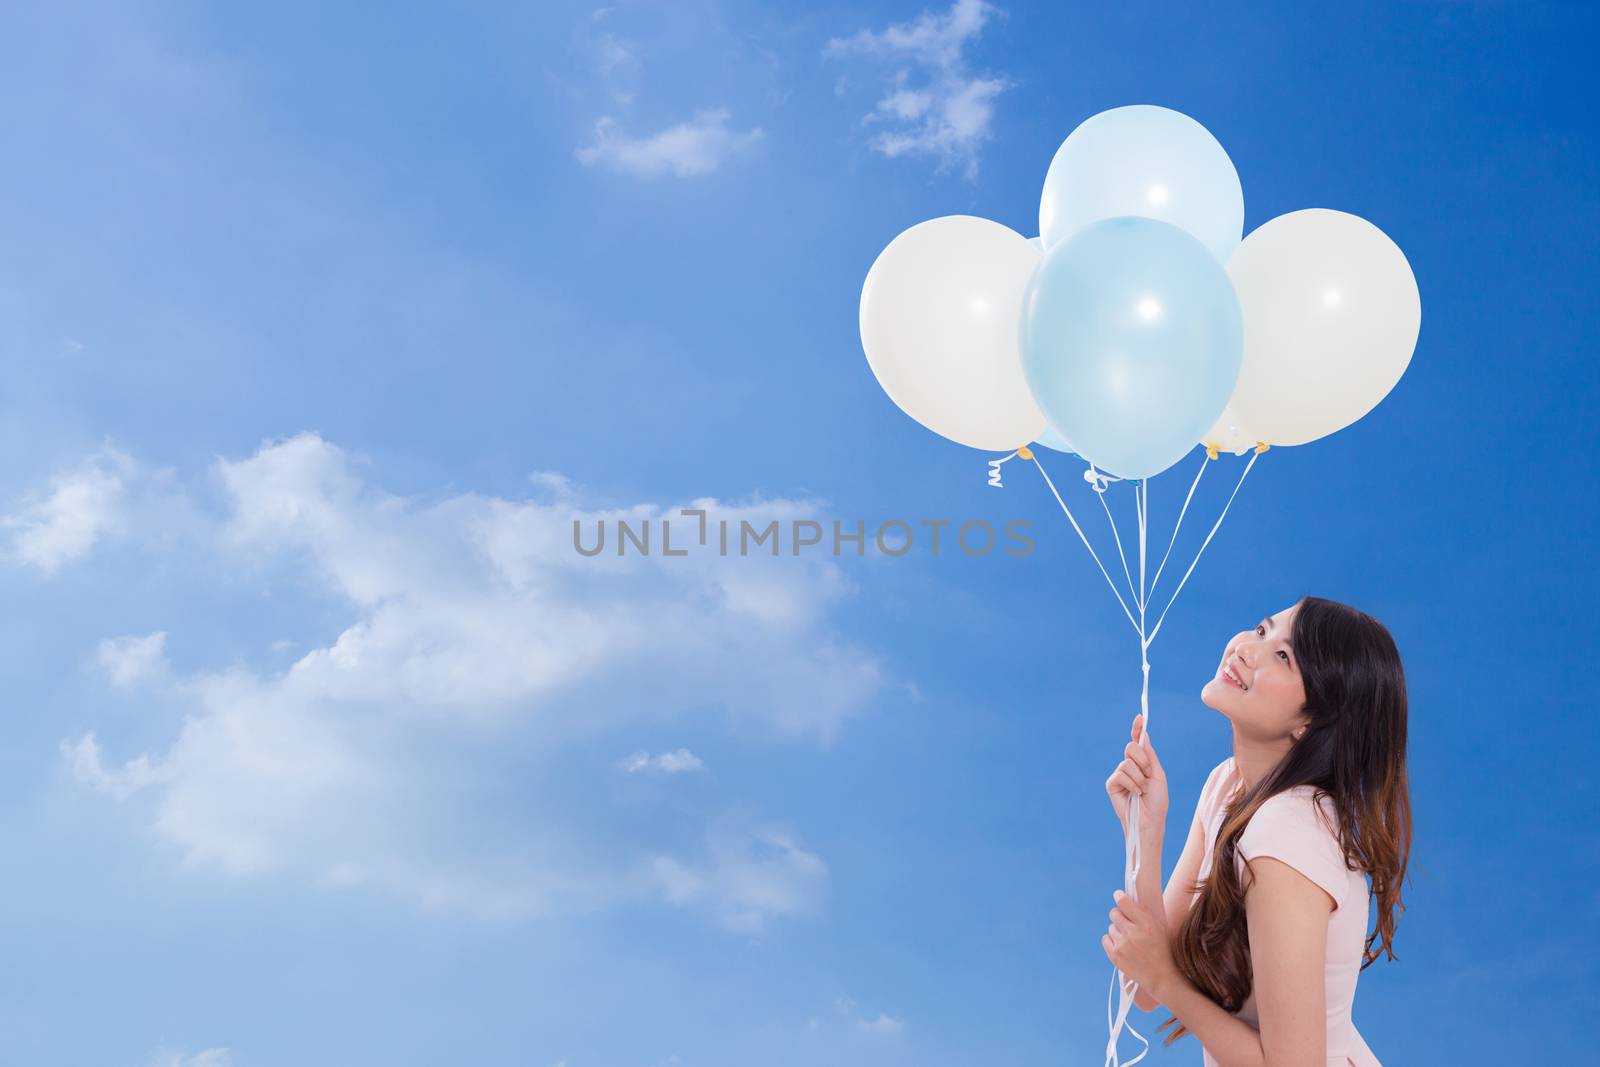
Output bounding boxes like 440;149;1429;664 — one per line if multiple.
1236;790;1349;910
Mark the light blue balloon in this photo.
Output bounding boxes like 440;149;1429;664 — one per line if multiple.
1039;104;1243;263
1033;424;1076;454
1030;237;1075;456
1020;216;1242;480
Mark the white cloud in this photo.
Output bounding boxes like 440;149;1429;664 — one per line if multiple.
825;0;1009;178
596;32;636;75
619;748;704;774
872;76;1005;166
45;433;883;925
528;470;575;496
856;1010;906;1036
827;0;992;68
575;109;764;178
148;1046;232;1067
95;631;170;688
570;7;769;180
0;439;206;575
812;996;907;1039
0;443;133;574
651;824;826;933
877;88;934;121
64;732;169;801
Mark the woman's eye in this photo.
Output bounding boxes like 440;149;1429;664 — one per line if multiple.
1255;625;1265;636
1277;650;1289;663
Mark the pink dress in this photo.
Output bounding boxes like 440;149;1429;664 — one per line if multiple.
1194;758;1382;1067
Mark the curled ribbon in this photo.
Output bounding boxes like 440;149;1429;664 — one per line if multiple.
986;447;1027;488
1084;464;1123;494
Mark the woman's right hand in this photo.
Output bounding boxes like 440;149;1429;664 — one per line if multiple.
1105;713;1168;836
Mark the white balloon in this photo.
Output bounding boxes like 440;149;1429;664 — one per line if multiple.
860;216;1048;451
1201;402;1257;456
1227;209;1421;446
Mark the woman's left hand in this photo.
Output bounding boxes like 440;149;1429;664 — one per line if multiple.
1102;889;1177;997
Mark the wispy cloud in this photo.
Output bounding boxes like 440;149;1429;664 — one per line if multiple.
95;631;170;688
148;1046;232;1067
595;32;636;75
856;1010;907;1036
651;823;826;933
571;10;764;178
44;432;883;925
576;109;764;178
0;440;204;575
0;444;133;574
619;748;704;774
808;996;907;1038
825;0;1009;179
64;732;168;801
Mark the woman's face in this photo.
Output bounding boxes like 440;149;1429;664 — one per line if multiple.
1201;601;1309;741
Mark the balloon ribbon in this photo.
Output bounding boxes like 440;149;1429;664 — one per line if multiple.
989;446;1262;1065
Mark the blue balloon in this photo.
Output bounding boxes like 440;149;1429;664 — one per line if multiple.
1033;424;1076;454
1020;217;1242;480
1038;104;1243;263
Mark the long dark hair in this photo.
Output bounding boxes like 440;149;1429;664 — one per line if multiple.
1160;595;1411;1044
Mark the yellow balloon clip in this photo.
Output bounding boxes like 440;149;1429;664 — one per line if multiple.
1016;445;1034;460
1254;441;1271;454
1205;444;1219;460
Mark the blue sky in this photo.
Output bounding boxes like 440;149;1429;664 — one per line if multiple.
0;1;1593;1064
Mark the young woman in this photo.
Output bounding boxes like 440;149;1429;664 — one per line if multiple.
1100;596;1409;1066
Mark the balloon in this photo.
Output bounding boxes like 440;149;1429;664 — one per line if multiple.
1029;234;1082;457
1030;238;1077;457
1225;209;1421;446
1021;216;1243;480
1034;424;1077;454
1201;402;1257;456
860;216;1048;451
1039;104;1244;263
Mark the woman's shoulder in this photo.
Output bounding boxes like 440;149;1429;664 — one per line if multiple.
1238;786;1353;902
1248;785;1342;843
1261;784;1339;826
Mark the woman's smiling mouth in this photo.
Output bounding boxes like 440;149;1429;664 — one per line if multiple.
1220;663;1248;690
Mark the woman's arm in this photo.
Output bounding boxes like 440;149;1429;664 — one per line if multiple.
1146;856;1334;1067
